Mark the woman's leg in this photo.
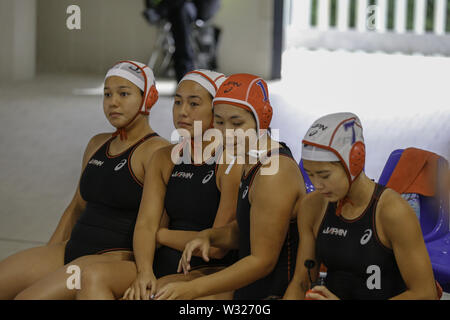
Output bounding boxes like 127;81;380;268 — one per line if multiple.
76;264;234;300
156;266;234;300
0;241;66;300
76;260;137;300
14;251;133;300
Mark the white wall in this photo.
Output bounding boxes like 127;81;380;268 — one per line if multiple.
35;0;274;78
36;0;157;75
0;0;36;81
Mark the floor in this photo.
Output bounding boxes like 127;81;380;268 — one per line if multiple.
0;49;448;298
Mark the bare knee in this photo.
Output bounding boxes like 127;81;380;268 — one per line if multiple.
80;264;104;293
77;263;112;300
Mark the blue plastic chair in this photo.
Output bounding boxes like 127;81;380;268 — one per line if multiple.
427;235;450;292
299;159;315;194
378;149;449;242
378;148;450;291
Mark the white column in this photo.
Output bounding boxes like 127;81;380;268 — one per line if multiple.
434;0;447;35
414;0;427;34
291;0;312;30
376;0;388;33
357;0;369;32
394;0;407;34
337;0;350;31
317;0;330;31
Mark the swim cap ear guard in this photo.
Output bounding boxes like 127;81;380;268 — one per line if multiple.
143;84;159;115
104;60;159;140
349;141;365;178
245;76;273;132
302;112;366;215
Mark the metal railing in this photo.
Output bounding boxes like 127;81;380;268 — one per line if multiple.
286;0;450;55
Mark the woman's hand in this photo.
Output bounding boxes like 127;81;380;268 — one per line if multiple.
122;271;157;300
283;280;306;300
305;286;340;300
177;233;211;275
154;281;197;300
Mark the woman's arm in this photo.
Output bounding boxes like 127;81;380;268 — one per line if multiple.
178;220;240;274
283;192;324;299
47;187;85;245
133;148;171;274
127;147;173;299
155;222;237;260
47;133;110;245
156;229;200;250
156;163;242;259
156;158;301;299
379;190;438;300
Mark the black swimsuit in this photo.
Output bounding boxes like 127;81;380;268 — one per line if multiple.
233;144;299;300
153;155;237;278
315;184;407;299
64;133;158;264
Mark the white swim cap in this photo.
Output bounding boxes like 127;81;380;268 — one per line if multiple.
178;69;227;99
104;60;158;140
105;60;158;115
302;112;365;183
302;144;340;162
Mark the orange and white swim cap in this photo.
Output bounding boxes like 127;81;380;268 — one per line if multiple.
105;60;158;115
104;60;158;140
178;69;227;99
302;112;366;215
212;73;273;134
302;112;366;183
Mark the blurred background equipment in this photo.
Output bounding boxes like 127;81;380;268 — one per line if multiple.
143;0;221;81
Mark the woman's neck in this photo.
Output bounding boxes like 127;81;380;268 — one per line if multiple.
341;172;376;217
115;115;153;145
187;135;220;164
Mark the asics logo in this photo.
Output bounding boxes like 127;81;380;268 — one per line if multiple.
223;81;241;94
128;65;142;74
202;170;214;184
308;123;328;137
360;229;373;245
114;159;127;171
